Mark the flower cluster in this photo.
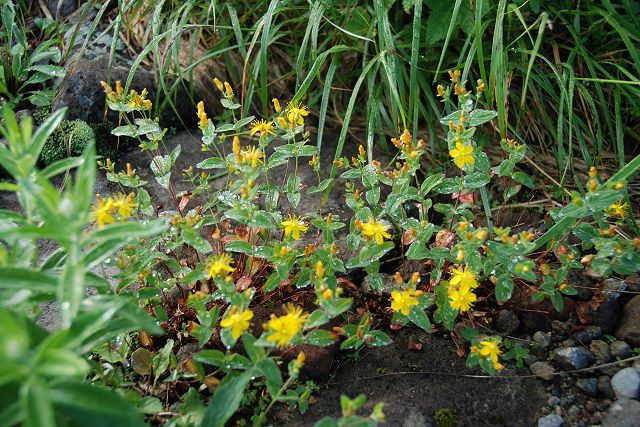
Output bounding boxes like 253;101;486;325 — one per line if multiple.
90;193;137;228
100;81;152;111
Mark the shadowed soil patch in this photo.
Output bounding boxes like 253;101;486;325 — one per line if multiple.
275;327;546;426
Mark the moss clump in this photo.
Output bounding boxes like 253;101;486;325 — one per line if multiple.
40;119;96;166
434;408;458;427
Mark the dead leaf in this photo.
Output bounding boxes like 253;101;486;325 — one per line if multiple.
407;339;423;351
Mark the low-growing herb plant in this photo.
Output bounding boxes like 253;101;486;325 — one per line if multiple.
1;65;640;425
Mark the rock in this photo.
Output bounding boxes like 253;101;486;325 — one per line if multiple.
603;399;640;427
531;361;557;381
576;279;626;333
519;298;575;333
533;331;552;349
597;376;615;399
571;326;602;345
589;340;611;364
47;0;77;18
616;296;640;346
610;340;632;359
53;57;193;128
611;367;640;399
552;320;572;338
548;396;561;406
493;310;520;334
537;413;564;427
552;347;596;370
567;404;580;417
576;378;598;397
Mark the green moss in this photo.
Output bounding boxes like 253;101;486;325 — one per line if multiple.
434;408;458;427
40;120;95;166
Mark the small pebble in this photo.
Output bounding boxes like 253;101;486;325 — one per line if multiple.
538;413;565;427
534;331;552;348
610;340;631;359
597;375;614;399
531;361;557;381
576;377;598;397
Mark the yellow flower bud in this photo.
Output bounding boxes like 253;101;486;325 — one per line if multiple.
213;77;224;91
315;261;324;279
272;98;281;113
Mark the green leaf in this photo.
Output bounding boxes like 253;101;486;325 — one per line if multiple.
200;369;255;427
303;329;336;347
257;358;282;396
364;330;392;347
24;383;55;427
463;172;490;189
434;177;461;194
513;171;533;188
197;157;227;170
495;275;514;302
408;307;431;332
346;242;394;268
305;309;330;329
420;174;444;194
193;350;225;367
49;381;145;426
0;267;58;293
225;240;253;254
85;220;167;245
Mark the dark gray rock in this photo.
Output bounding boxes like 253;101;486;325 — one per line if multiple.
53;57;193;129
537;413;564;427
589;340;611;364
598;376;615;399
493;309;520;334
616;295;640;346
577;279;626;333
576;378;598;397
47;0;77;18
603;399;640;427
552;347;596;370
531;361;557;381
571;326;602;345
610;340;632;359
533;331;552;349
611;367;640;399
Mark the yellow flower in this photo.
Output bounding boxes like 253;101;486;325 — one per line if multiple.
607;201;627;219
281;215;308;240
220;306;254;340
113;193;136;219
449;265;478;289
115;80;123;95
448;285;476;312
264;304;309;347
479;338;502;363
360;217;391;244
239;146;263;167
250;119;275;138
449;141;475;168
207;253;235;278
390;290;419;316
285;102;309;126
91;196;115;228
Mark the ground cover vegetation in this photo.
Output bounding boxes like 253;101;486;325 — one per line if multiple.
1;0;639;426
